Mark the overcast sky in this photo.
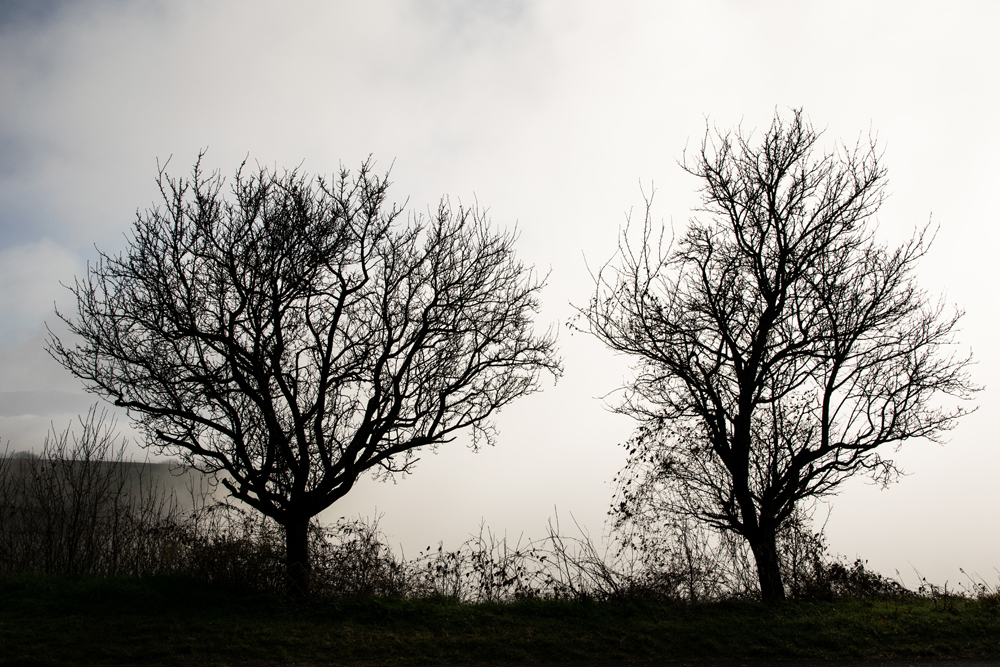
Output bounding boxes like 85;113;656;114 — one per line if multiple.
1;0;997;586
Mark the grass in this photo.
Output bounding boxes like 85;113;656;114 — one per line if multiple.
2;574;999;666
4;417;999;665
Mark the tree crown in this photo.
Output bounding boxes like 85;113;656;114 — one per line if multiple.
49;155;562;522
581;109;977;538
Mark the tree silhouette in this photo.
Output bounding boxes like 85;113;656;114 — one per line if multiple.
579;109;977;600
48;155;562;597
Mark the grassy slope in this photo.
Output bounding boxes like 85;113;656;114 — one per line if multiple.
1;575;998;666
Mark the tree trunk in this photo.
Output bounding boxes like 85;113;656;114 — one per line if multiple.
749;531;785;601
284;517;311;599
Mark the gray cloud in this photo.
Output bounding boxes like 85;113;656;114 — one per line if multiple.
0;0;70;33
0;390;93;417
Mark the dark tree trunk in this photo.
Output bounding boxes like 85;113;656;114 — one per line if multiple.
749;531;785;601
284;517;311;599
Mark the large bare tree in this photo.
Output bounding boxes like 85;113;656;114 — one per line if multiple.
48;155;561;596
580;110;977;600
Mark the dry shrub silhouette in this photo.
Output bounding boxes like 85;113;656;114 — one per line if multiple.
0;407;975;603
0;407;185;577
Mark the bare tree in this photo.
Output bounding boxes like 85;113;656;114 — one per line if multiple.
579;109;977;600
48;155;562;596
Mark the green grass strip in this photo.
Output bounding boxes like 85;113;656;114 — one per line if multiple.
2;574;999;666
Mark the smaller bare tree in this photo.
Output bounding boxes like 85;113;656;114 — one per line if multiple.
48;155;561;596
580;109;978;600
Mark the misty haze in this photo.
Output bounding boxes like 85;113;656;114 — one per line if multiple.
1;1;999;665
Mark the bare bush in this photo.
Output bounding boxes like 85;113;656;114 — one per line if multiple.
408;524;551;602
0;409;918;602
775;509;907;600
0;406;188;577
960;569;1000;614
310;516;410;598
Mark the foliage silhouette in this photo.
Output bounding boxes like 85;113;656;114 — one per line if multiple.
0;410;975;606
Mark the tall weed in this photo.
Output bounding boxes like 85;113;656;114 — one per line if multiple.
0;407;976;603
0;407;187;577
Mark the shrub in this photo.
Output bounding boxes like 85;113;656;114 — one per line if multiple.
0;407;946;604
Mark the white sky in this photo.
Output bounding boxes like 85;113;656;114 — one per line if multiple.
1;0;997;587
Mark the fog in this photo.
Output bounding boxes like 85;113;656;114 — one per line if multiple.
1;1;998;587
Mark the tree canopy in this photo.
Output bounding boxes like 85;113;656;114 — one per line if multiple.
49;155;562;596
580;109;977;600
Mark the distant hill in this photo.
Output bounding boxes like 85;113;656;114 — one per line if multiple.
0;455;224;511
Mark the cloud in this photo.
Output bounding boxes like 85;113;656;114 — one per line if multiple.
0;0;71;33
0;390;93;417
0;240;82;341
